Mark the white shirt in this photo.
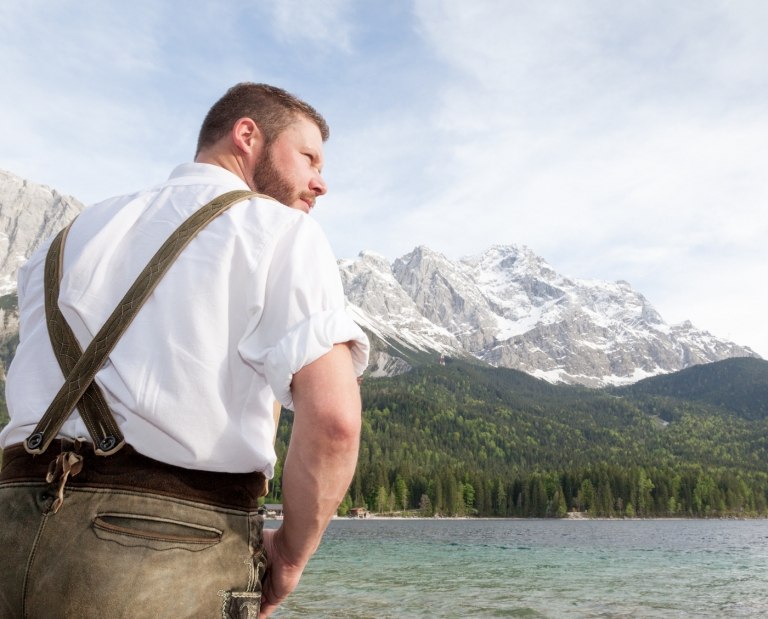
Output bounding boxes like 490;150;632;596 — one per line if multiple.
1;163;369;476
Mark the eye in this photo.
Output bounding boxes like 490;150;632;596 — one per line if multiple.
304;152;323;173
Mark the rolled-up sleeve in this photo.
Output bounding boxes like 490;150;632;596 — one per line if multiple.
239;215;369;410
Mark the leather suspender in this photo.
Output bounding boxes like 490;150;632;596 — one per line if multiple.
24;189;257;456
42;222;126;454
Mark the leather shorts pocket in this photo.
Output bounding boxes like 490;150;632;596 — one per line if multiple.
220;590;262;619
92;512;223;551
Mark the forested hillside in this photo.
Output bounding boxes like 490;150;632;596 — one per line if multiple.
270;357;768;518
617;357;768;421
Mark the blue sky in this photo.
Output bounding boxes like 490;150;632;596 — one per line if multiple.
2;0;767;357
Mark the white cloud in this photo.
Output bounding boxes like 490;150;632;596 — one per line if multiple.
0;0;765;357
264;0;355;52
396;0;768;355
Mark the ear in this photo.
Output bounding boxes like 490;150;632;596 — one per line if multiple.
231;117;264;157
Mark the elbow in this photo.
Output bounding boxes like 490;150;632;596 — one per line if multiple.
315;400;361;450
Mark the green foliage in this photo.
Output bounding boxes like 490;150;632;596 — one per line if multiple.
617;357;768;421
0;293;19;428
0;293;18;312
0;385;7;429
271;357;768;518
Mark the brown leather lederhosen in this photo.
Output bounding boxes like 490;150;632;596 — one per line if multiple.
0;190;271;512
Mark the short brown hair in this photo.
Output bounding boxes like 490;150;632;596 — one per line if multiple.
195;83;329;156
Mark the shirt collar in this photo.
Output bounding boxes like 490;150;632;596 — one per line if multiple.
167;162;251;190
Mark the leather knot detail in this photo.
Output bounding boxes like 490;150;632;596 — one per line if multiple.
45;451;84;514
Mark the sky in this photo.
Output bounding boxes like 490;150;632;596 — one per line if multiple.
1;0;766;357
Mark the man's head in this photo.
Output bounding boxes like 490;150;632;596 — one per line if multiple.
195;83;329;213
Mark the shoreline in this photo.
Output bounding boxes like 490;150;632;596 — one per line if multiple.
328;513;768;521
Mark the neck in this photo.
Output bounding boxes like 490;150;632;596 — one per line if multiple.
195;152;255;190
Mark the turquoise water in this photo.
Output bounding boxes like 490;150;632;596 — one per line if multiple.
266;518;768;618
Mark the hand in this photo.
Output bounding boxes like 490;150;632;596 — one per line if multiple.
258;527;307;618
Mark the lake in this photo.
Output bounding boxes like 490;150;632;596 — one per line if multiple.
266;518;768;618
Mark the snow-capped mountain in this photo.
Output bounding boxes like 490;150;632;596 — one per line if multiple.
0;170;83;295
0;170;760;387
340;245;760;386
0;171;84;379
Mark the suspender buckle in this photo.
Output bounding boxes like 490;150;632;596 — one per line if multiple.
25;432;45;452
95;435;125;456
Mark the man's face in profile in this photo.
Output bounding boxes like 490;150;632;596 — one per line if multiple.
252;116;327;213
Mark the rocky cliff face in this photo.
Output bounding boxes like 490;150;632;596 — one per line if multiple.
0;170;83;295
0;170;83;378
0;169;759;388
340;245;759;386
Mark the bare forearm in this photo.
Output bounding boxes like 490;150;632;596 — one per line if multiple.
259;344;362;617
275;343;361;565
278;415;359;562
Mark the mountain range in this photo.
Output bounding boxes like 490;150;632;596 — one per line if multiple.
340;246;759;386
0;169;760;388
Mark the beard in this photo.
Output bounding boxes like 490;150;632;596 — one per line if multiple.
251;147;296;207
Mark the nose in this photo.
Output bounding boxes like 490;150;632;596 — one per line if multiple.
310;171;327;196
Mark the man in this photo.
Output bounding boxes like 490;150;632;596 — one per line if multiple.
0;83;369;618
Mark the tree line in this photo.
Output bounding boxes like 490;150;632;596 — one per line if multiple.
344;462;768;518
268;358;768;518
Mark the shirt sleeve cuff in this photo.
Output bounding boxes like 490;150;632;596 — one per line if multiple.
264;309;370;410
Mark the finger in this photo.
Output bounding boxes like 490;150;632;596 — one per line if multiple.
259;575;283;618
